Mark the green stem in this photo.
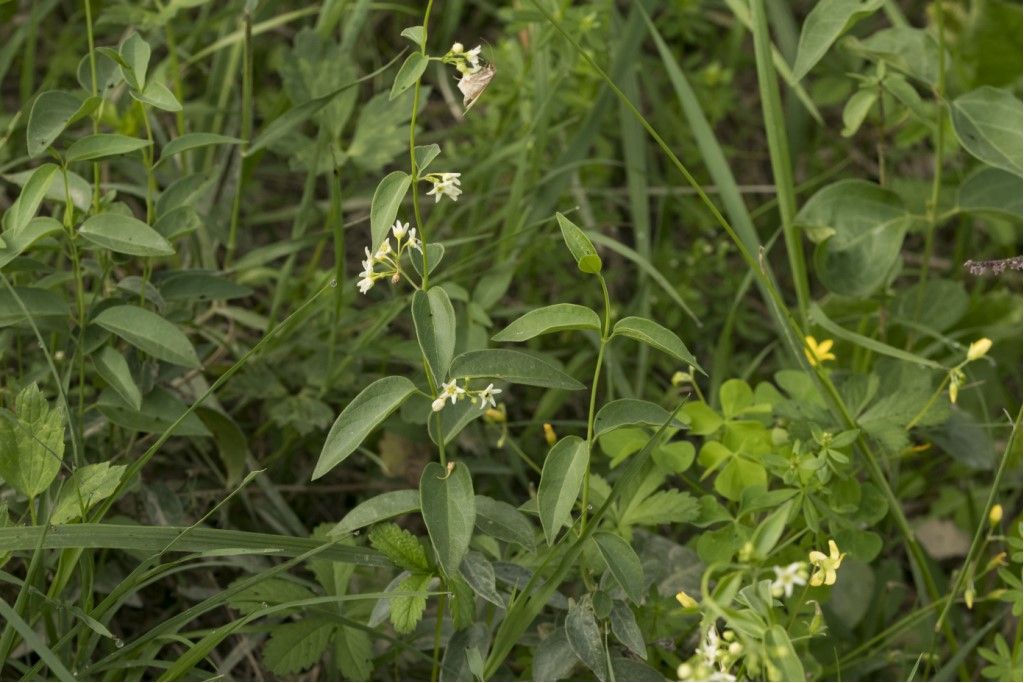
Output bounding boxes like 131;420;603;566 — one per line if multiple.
431;590;446;681
83;0;101;213
920;1;947;286
409;0;435;288
581;274;613;531
226;8;254;264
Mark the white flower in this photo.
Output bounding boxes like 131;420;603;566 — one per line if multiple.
425;173;462;203
697;625;721;667
465;45;482;72
771;561;808;598
478;383;501;409
450;42;465;54
392;220;409;241
431;397;447;412
374;238;393;261
433;380;465;411
708;673;736;683
357;276;375;294
407;228;422;252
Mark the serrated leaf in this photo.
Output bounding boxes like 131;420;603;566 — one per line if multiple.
391;573;432;633
93;305;200;368
611;317;700;371
368;522;430;572
538;436;589;545
593;532;645;605
0;384;65;499
555;212;602;274
420;461;475;577
262;619;334;676
79;213;175;257
492;303;601;343
448;349;584;390
369;171;411;250
334;626;373;681
412;288;456;388
50;461;127;525
313;377;417;479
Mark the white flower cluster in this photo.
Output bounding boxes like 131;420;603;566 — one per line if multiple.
770;561;808;598
431;379;502;413
448;42;483;75
677;625;740;682
357;219;421;294
424;172;462;203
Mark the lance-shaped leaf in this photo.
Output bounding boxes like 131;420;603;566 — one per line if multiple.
420;461;475;577
65;134;150;163
593;532;645;605
26;91;100;157
390;53;429;100
538;436;589;545
313;376;417;479
93;305;200;368
594;399;688;439
331;490;420;536
611;316;701;371
2;163;57;234
412;287;456;387
370;171;411;250
565;595;609;681
448;349;584;390
556;212;602;274
492;303;601;343
79;213;175;257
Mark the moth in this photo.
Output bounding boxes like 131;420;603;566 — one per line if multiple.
458;63;496;113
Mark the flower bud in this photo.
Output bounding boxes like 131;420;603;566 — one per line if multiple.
967;338;992;362
675;590;698;609
543;423;557;446
989;504;1003;526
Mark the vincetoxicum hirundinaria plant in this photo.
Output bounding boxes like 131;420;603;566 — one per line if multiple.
310;9;704;677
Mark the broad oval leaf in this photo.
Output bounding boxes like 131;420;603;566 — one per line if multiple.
420;460;476;578
27;91;99;157
65;134;150;163
93;346;142;411
448;349;584;390
331;489;420;536
793;0;884;80
3;164;58;234
93;305;200;368
951;86;1023;177
957;167;1023;218
390;52;429;101
414;143;441;173
412;287;456;387
159;133;241;163
492;303;601;343
594;399;687;439
409;242;445;279
593;532;645;605
119;32;151;89
400;26;425;45
565;595;609;681
795;179;908;297
474;494;536;550
313;376;417;479
131;80;182;112
79;213;175;257
611;316;701;371
538;436;589;545
555;212;602;274
370;171;411;250
51;461;127;525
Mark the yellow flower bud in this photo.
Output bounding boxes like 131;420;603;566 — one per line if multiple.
967;338;992;362
671;371;690;387
543;423;557;446
675;589;698;609
484;407;506;423
949;381;959;404
989;504;1003;526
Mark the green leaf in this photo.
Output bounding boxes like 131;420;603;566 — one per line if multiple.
400;26;425;45
609;602;646;659
368;522;430;572
159;272;251;302
97;387;211;437
420;461;475;578
555;212;602;274
119;32;151;89
951;86;1023;177
26;91;99;157
474;495;535;551
261;618;334;677
93;305;200;368
334;626;373;681
413;143;440;172
369;171;411;250
594;399;687;439
391;573;432;633
412;288;456;388
409;242;445;279
0;384;65;499
611;316;701;371
792;0;884;80
841;89;878;137
448;349;585;390
593;532;645;605
2;163;57;234
621;489;699;527
228;577;315;615
65;134;151;163
77;49;121;93
849;27;942;85
957;166;1023;217
538;436;589;545
460;551;504;607
390;52;429;100
79;213;175;257
715;457;767;501
93;346;142;410
795;179;908;297
50;461;127;525
313;377;416;479
565;595;609;681
765;625;805;681
158;133;241;163
331;490;420;536
131;80;182;112
196;407;249;486
492;303;601;342
809;303;942;369
0;217;59;270
750;500;793;559
0;287;67;328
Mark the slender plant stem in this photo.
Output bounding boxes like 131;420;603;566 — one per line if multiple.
409;0;435;288
226;8;253;264
581;274;613;531
83;0;101;213
920;1;947;286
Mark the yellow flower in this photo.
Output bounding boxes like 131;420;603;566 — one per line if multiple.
804;336;836;367
989;504;1003;526
808;539;845;586
543;423;557;446
948;367;965;404
675;589;698;609
967;338;993;362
